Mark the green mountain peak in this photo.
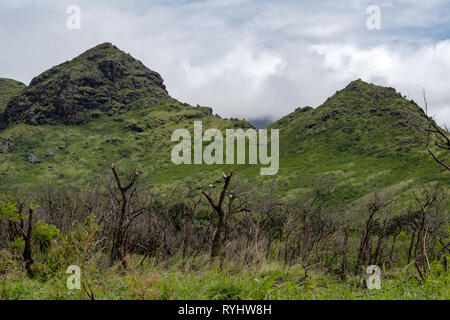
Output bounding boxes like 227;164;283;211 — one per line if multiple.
2;42;168;126
0;78;26;114
0;78;26;89
0;44;446;209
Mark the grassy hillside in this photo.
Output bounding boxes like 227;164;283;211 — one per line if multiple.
0;78;26;114
0;44;448;209
269;79;450;207
0;43;253;190
0;43;448;301
3;255;448;300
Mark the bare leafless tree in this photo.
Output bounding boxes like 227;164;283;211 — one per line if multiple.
407;92;450;172
202;171;250;258
408;184;446;282
420;93;450;172
354;190;392;274
181;193;202;264
109;163;144;268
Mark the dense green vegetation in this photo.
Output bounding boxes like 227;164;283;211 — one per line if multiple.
271;79;450;207
0;43;448;300
2;256;448;300
0;53;448;207
0;168;448;300
0;78;26;114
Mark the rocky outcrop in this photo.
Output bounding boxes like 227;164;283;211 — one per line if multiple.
0;137;15;153
126;122;144;132
2;43;168;126
46;149;55;157
28;153;40;164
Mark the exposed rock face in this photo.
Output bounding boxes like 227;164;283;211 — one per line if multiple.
126;122;144;132
0;137;14;153
295;106;313;113
28;153;40;164
46;149;55;157
2;43;168;126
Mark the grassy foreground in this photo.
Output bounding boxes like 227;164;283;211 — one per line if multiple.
2;255;448;300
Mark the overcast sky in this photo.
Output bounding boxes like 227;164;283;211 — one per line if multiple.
0;0;449;125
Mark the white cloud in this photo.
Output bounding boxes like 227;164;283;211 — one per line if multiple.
313;40;450;126
181;44;285;89
0;0;448;126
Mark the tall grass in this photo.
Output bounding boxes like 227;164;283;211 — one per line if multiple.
2;254;448;300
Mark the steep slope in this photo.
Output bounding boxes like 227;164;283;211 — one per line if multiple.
0;78;26;114
0;43;447;208
269;79;449;206
0;43;252;189
2;43;168;126
272;79;425;154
